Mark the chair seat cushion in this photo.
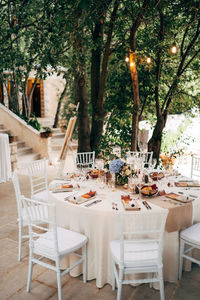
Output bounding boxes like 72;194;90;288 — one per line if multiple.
110;239;161;268
34;227;88;258
180;223;200;246
33;190;49;202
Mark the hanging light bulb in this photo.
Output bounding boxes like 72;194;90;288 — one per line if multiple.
125;56;129;62
171;42;177;54
146;56;151;64
130;62;134;67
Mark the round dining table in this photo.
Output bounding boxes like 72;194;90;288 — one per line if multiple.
0;133;12;183
48;176;200;288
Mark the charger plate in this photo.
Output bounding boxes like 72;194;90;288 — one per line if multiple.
68;195;96;205
121;199;141;211
166;193;195;203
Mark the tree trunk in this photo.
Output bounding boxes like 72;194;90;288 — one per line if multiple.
90;20;103;152
129;0;150;151
90;0;119;152
74;71;91;153
148;13;200;163
130;51;140;151
148;113;166;162
27;78;37;118
53;78;68;128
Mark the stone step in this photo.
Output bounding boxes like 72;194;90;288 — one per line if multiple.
17;146;33;156
0;129;10;134
52;132;65;139
51;127;63;133
17;153;41;168
15;140;26;149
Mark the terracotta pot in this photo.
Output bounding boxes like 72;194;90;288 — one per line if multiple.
9;136;15;143
40;131;52;138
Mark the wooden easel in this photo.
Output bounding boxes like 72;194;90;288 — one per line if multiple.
57;103;79;177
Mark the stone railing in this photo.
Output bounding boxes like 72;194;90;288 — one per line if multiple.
0;103;50;160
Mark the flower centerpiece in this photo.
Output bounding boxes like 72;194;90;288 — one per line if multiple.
109;158;131;185
160;152;177;171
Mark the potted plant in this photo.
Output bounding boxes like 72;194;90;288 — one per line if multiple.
40;127;53;138
8;132;15;143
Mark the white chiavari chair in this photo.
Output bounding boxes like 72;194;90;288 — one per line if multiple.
110;210;168;300
191;156;200;179
22;197;88;300
27;158;48;201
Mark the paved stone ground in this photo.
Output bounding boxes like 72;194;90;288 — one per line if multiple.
1;165;200;300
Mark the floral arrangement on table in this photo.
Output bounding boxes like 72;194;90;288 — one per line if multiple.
109;158;131;185
160;152;178;170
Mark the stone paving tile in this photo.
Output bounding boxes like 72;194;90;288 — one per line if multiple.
0;238;18;256
36;269;71;289
49;277;99;300
0;223;17;239
0;251;20;277
9;280;56;300
0;260;45;300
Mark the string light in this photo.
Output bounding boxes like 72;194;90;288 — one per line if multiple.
125;57;129;62
171;42;177;54
130;62;134;67
146;56;151;64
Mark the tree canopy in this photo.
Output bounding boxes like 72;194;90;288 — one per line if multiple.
0;0;199;160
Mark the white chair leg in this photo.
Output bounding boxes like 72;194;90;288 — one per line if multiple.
117;268;123;300
179;239;184;280
112;259;115;291
149;273;153;288
27;257;33;292
56;269;62;300
158;268;165;300
18;223;22;262
82;245;87;283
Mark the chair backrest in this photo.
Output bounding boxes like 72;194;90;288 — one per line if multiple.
27;159;48;197
118;210;168;267
21;196;58;257
12;170;23;220
191;156;200;178
126;151;153;169
75;151;95;169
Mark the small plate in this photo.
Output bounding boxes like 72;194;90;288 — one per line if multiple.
150;172;164;181
140;185;158;197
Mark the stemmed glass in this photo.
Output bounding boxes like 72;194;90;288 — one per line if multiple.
149;159;157;172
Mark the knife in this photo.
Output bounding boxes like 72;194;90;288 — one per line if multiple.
85;200;102;207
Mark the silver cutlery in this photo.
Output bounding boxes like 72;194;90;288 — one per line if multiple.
142;201;152;209
85;200;102;207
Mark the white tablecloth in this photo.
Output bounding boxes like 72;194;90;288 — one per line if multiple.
0;133;12;183
49;179;200;288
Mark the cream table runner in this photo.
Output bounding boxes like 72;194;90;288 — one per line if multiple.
148;197;192;232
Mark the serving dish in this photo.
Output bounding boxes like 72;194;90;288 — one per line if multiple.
140;184;158;197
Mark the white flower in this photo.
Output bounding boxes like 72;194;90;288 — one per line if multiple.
125;169;131;176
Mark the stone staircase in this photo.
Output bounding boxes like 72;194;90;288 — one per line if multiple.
0;124;40;169
0;120;78;169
